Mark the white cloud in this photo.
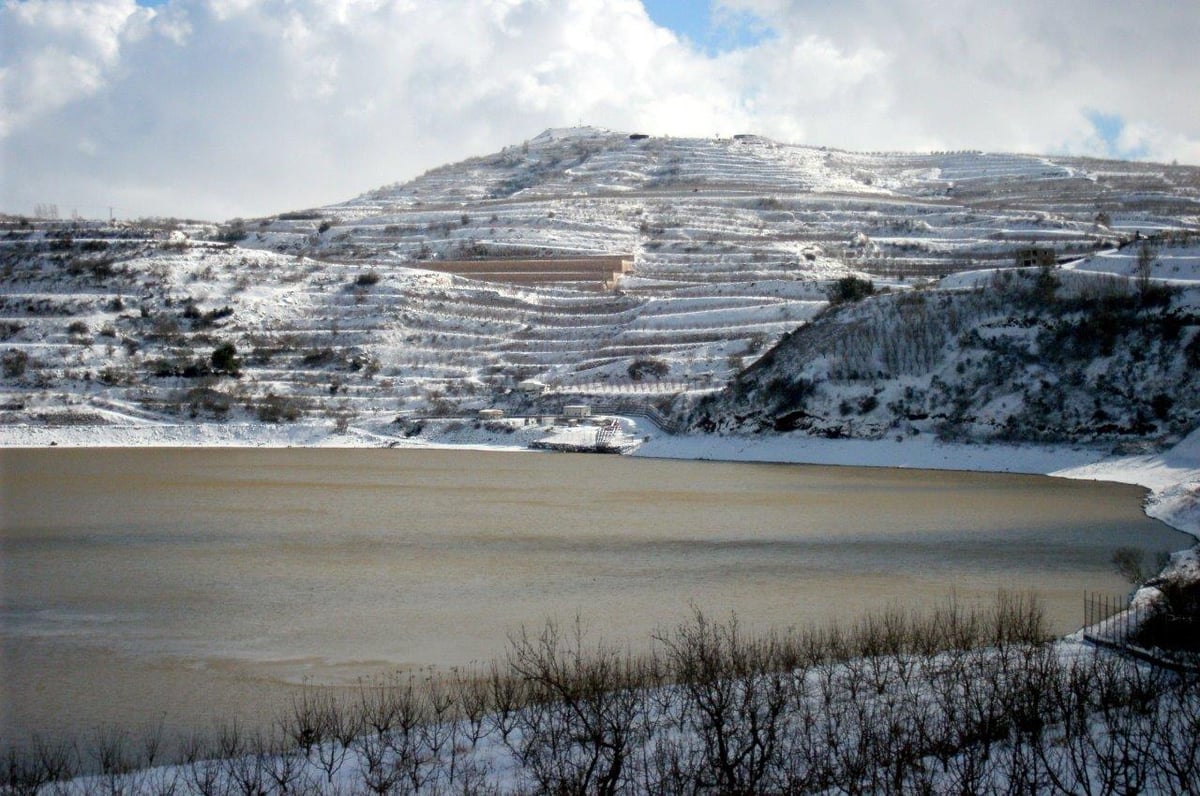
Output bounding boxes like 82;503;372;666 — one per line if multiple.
1;0;1196;220
1;0;147;135
3;0;752;218
720;0;1200;160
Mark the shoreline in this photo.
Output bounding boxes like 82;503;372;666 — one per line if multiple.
4;418;1198;545
636;429;1200;542
3;420;1197;758
4;418;1197;499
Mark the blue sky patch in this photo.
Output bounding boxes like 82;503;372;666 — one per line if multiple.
1084;109;1148;160
642;0;773;54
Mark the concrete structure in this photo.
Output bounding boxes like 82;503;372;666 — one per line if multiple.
562;404;592;418
417;256;633;291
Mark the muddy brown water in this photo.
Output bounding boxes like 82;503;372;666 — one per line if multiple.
0;447;1189;745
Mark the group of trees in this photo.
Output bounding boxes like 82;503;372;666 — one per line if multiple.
827;276;876;305
627;358;670;381
6;595;1200;794
692;263;1200;443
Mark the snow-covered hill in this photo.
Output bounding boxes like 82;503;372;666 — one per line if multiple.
689;258;1200;446
2;127;1199;441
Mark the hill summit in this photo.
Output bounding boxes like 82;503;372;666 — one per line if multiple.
2;127;1199;447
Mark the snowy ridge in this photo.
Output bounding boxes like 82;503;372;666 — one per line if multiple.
2;128;1199;442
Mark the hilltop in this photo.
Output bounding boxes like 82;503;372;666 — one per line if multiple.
1;126;1199;448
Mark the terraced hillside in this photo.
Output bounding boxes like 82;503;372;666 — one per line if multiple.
2;127;1198;433
250;128;1199;281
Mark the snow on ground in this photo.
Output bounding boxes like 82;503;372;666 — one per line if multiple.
1077;242;1200;282
0;416;1131;474
637;429;1104;475
1054;426;1200;553
0;421;386;448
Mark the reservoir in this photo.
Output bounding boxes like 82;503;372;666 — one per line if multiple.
0;447;1189;744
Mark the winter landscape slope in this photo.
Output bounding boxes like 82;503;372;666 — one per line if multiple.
690;262;1200;446
5;128;1200;794
1;126;1199;448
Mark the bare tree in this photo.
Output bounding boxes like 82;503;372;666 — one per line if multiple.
1135;241;1157;295
505;618;651;796
1112;546;1151;585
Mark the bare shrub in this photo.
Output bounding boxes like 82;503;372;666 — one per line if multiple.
84;726;138;795
256;393;304;423
7;592;1197;794
651;611;798;794
281;686;326;759
3;744;54;796
352;732;400;795
2;349;29;379
1148;675;1200;795
1113;545;1153;584
261;734;313;794
504;618;654;795
179;730;225;796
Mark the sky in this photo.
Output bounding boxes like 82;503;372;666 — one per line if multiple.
2;0;1198;221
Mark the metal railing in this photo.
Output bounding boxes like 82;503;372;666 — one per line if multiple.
591;401;681;434
1082;591;1200;673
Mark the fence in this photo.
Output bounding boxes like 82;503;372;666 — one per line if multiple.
1082;591;1200;673
591;401;682;434
1082;592;1141;643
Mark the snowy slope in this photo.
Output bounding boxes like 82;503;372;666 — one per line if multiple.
689;257;1200;447
2;128;1199;435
